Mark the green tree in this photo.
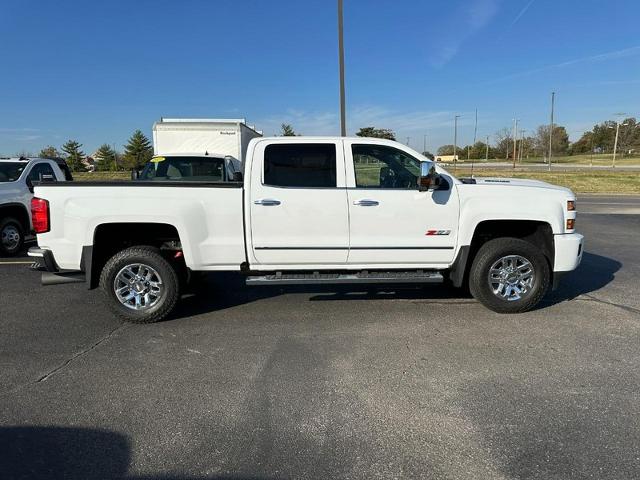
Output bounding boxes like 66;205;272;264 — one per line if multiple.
467;141;490;160
61;140;86;172
574;117;639;156
437;144;455;156
355;127;396;140
39;146;60;159
123;130;153;169
422;151;435;160
94;144;117;171
494;128;514;159
534;125;569;157
280;124;297;136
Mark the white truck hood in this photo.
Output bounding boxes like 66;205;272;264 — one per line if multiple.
471;177;573;195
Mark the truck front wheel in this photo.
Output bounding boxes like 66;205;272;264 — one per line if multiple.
469;237;550;314
100;246;180;323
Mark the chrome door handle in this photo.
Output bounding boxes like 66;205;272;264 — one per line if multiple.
254;199;281;206
353;199;379;206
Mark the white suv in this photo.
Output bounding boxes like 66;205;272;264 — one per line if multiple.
0;157;71;255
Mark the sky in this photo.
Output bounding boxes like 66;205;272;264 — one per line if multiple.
1;0;639;156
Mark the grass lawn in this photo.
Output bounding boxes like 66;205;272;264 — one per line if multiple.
452;168;640;194
457;153;640;166
73;171;130;181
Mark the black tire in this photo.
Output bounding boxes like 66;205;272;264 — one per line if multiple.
469;237;550;314
0;217;25;256
99;246;180;323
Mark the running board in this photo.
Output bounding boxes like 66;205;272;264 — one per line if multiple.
246;270;444;286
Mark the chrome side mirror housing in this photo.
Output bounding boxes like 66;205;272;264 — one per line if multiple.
418;162;438;191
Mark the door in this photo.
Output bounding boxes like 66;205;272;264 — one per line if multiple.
345;141;459;266
248;140;349;266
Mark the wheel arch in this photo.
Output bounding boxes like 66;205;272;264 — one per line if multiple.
0;203;31;232
449;219;554;288
85;222;184;289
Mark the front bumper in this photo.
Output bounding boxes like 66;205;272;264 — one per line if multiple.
28;247;85;285
554;233;584;272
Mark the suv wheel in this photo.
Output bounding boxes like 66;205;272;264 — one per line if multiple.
0;217;25;256
100;246;180;323
469;237;550;314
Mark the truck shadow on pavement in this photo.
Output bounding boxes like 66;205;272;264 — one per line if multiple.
0;426;270;480
172;251;620;320
541;251;622;309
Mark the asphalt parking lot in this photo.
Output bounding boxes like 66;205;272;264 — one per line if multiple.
1;195;639;480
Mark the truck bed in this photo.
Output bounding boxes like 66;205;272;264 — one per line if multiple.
33;182;246;271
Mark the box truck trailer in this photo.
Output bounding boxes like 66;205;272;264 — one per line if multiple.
152;118;262;162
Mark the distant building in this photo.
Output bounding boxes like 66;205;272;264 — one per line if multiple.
435;154;460;162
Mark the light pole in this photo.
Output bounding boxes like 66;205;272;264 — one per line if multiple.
519;129;526;163
337;0;346;136
406;136;411;147
423;134;427;154
453;115;461;172
485;135;490;162
512;118;519;169
611;122;629;168
548;91;555;171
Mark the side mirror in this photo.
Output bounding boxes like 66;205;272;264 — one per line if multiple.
418;162;449;192
232;171;243;182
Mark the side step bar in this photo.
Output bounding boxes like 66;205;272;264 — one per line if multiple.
41;271;86;286
246;270;444;286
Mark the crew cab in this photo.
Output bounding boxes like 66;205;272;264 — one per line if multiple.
0;157;71;255
28;137;583;322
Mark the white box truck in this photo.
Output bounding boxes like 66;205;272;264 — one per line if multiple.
152;118;262;162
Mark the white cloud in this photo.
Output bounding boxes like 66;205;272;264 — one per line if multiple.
508;0;536;29
255;105;483;150
429;0;501;67
486;45;640;84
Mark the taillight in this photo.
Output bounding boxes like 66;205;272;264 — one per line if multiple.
31;197;50;233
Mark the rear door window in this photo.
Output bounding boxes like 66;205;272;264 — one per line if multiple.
264;144;337;188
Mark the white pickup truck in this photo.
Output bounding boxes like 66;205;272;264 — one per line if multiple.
29;137;583;323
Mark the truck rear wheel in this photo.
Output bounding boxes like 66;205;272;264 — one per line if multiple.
0;217;24;256
99;246;180;323
469;237;550;314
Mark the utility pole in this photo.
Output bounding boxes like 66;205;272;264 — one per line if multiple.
512;118;518;169
406;136;411;147
590;135;594;168
423;134;427;154
485;135;490;162
337;0;346;136
519;129;526;162
453;115;461;173
612;122;622;168
548;91;555;171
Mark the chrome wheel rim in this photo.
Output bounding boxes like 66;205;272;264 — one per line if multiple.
1;225;21;251
488;255;535;302
113;263;164;311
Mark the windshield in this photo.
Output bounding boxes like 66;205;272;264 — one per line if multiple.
139;156;226;182
0;162;26;182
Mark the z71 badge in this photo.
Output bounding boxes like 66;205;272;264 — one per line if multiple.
425;230;451;236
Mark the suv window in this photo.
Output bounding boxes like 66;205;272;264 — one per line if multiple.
0;162;26;182
352;144;421;189
264;144;336;188
28;163;56;182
